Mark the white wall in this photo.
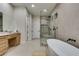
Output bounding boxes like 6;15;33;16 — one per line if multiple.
0;3;14;31
32;16;40;39
13;7;28;43
51;3;79;47
27;14;32;40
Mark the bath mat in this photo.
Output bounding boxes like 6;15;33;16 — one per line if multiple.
32;50;47;56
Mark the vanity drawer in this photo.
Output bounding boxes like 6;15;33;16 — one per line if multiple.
0;48;7;55
0;39;8;44
0;39;8;55
0;36;5;39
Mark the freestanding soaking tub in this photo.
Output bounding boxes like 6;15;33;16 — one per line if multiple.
47;39;79;56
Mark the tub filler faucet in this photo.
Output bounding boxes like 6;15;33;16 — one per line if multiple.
67;38;76;42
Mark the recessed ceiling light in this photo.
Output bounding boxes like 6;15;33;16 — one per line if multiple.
43;9;47;12
32;4;35;7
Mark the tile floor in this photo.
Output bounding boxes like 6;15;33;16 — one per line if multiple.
4;39;46;56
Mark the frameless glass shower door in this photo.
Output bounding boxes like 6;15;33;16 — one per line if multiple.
40;16;52;46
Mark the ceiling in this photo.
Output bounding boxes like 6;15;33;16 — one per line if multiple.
12;3;56;16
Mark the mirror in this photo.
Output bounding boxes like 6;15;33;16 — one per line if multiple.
0;12;3;32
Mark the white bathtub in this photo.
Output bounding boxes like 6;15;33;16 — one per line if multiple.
47;39;79;56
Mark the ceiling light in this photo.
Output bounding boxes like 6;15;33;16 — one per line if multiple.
32;4;35;7
43;9;47;12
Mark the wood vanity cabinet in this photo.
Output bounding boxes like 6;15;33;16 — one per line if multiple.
0;32;21;55
0;37;8;55
8;33;21;47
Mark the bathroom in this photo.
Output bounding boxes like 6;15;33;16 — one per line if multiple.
0;2;79;56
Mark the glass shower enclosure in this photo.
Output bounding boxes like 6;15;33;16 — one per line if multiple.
40;16;53;46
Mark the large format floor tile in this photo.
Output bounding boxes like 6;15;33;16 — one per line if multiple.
4;39;46;56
